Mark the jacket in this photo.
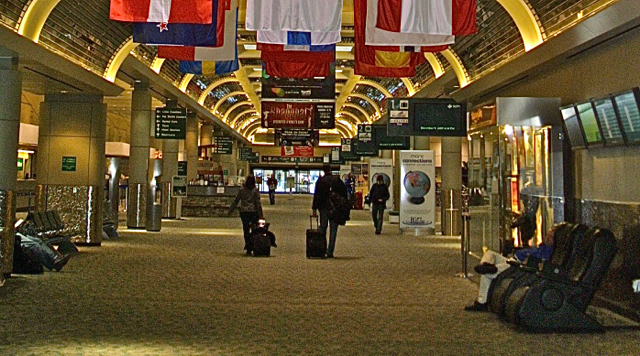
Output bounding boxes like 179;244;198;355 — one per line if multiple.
229;187;263;217
312;175;348;211
369;183;390;208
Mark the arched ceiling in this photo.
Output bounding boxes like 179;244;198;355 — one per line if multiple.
0;0;619;142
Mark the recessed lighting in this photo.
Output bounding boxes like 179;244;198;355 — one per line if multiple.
244;44;257;50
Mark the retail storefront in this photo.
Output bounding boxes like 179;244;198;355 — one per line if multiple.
252;168;323;194
466;98;565;260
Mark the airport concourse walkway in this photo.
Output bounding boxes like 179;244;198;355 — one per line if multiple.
1;195;640;355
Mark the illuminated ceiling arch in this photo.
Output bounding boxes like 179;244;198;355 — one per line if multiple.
213;91;250;115
179;74;195;92
151;57;165;73
341;103;372;123
497;0;545;51
441;49;470;88
198;77;241;104
401;78;416;96
105;38;139;83
245;124;262;139
335;123;353;139
222;101;255;122
357;79;393;98
336;110;365;125
347;93;382;117
424;53;445;78
228;109;260;127
18;0;62;42
336;119;357;135
240;118;261;136
233;114;260;130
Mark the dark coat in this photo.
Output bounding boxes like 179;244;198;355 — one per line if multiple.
313;175;349;224
369;183;390;208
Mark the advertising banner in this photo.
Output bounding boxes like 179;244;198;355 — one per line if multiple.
281;145;314;157
369;158;394;211
262;69;335;100
261;100;335;129
399;150;436;230
274;129;320;146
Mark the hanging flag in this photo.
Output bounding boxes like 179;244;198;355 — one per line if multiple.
260;47;335;63
353;0;426;77
375;0;477;36
366;0;454;48
157;2;237;62
264;61;331;78
246;0;343;32
257;30;341;45
179;57;239;75
110;0;212;24
133;0;220;46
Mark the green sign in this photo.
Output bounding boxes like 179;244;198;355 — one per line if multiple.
155;107;187;139
17;158;23;171
62;156;76;172
178;161;188;176
214;137;233;154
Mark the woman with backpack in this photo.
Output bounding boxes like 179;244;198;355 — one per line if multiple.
229;175;264;255
312;165;349;258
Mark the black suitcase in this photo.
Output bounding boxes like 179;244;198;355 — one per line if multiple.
252;221;272;257
306;215;326;258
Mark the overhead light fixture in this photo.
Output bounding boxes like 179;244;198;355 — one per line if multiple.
336;69;343;73
18;149;34;154
336;45;352;52
244;44;257;50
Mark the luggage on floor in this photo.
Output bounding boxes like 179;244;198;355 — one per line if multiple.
306;215;326;258
252;220;274;257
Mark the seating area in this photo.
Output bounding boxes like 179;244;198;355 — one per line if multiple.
486;222;618;332
19;210;78;255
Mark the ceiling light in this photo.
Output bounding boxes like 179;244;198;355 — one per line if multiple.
244;44;257;50
336;46;352;52
336;69;343;73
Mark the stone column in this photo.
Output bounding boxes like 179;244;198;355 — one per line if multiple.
186;111;199;181
480;134;487;190
0;51;20;274
413;136;430;150
106;157;123;230
127;81;152;229
200;123;213;157
37;94;106;245
441;137;463;236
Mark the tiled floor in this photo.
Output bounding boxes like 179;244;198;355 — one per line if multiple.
1;195;639;355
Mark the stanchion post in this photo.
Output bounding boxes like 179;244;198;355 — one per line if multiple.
456;187;471;278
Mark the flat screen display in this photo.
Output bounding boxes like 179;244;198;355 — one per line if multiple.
561;105;586;149
373;125;410;149
410;98;467;137
593;97;624;146
576;102;603;146
613;89;640;144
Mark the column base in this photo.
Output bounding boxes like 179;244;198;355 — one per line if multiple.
0;190;16;275
127;183;148;229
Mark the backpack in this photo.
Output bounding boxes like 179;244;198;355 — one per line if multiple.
328;191;351;224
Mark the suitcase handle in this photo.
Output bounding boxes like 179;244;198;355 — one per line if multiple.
310;215;319;229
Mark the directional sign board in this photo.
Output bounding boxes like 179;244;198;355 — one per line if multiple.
155;107;187;139
214;137;233;154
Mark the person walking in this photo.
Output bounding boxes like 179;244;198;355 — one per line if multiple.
344;172;355;207
229;175;264;255
312;165;349;258
369;175;390;234
267;174;278;205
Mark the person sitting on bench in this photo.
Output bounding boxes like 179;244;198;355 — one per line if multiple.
17;232;71;272
464;226;558;312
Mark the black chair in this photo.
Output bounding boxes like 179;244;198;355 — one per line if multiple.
504;228;617;332
487;222;580;317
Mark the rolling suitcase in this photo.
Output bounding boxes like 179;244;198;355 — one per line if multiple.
252;220;272;257
306;215;326;258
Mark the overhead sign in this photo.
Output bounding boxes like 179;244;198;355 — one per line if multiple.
400;151;436;230
213;136;233;154
411;98;467;137
274;129;320;146
374;125;410;149
262;68;335;100
17;158;23;171
155;107;187;139
388;98;412;136
262;156;324;163
356;124;377;156
340;138;360;161
239;147;259;163
331;146;344;164
62;156;76;172
178;161;187;176
261;100;335;129
281;146;314;157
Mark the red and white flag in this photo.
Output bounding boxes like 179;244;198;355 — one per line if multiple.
110;0;212;24
366;0;454;48
376;0;477;36
246;0;343;32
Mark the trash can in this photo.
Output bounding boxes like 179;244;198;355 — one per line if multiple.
147;202;162;232
441;189;461;236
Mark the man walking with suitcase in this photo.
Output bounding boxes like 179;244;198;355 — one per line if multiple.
312;165;349;258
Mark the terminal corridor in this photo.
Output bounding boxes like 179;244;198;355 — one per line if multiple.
1;195;639;355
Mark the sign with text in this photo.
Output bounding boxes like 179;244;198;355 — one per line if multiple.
274;129;320;146
370;158;395;210
411;98;467;137
239;147;259;163
356;124;377;156
262;156;323;163
399;151;436;230
178;161;187;176
340;138;360;161
213;137;233;154
281;145;314;157
388;98;412;136
62;156;76;172
17;158;23;171
331;146;344;164
261;100;335;129
155;107;187;139
262;67;335;100
374;125;410;149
